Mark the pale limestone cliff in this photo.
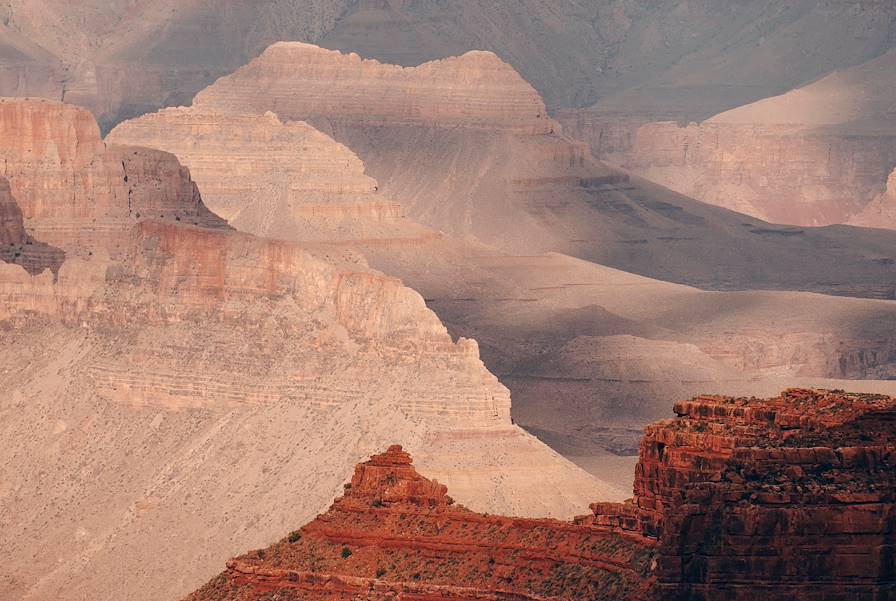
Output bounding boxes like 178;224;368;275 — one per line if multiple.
623;49;896;226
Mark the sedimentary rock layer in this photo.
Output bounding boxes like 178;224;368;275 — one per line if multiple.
627;121;896;225
195;42;550;134
0;98;611;601
107;107;432;243
623;49;896;226
0;97;226;254
185;445;655;601
191;42;896;300
584;389;896;601
186;390;896;601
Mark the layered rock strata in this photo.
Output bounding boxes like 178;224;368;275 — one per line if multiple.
107;107;433;243
187;389;896;601
0;97;226;255
623;49;896;226
583;388;896;600
0;98;610;601
185;445;656;601
190;42;896;300
627;121;896;225
194;42;550;134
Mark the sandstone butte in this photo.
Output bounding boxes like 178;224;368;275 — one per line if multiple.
0;97;616;601
186;389;896;601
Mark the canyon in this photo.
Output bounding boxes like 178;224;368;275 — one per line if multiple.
2;6;896;600
109;44;896;461
185;388;896;601
0;98;615;601
185;42;896;300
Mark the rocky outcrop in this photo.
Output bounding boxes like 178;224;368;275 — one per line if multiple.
185;445;656;601
194;42;550;134
107;107;433;243
0;97;226;254
185;389;896;601
584;388;896;601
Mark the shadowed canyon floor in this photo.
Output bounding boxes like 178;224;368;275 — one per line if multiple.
0;98;618;601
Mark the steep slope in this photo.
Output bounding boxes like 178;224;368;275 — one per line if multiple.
624;49;896;226
0;99;613;601
187;391;896;601
112;85;896;463
190;42;896;300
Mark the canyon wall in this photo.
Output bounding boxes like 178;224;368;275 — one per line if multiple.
185;389;896;601
0;98;612;601
189;42;896;300
627;121;896;225
585;389;896;600
116;42;896;460
850;168;896;229
106;107;432;243
622;49;896;226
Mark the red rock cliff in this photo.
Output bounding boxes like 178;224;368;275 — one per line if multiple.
186;445;655;601
188;390;895;601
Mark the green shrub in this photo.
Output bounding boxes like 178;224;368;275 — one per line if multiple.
341;547;352;559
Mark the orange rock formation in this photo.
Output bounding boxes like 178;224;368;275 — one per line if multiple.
187;389;896;601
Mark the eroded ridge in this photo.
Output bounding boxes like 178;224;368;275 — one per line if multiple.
583;388;896;601
187;445;655;601
190;390;896;601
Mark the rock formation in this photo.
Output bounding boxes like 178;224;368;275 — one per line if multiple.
587;388;896;600
195;42;551;134
622;49;896;226
0;97;227;255
189;42;896;301
185;445;656;601
187;389;896;601
4;1;896;130
107;107;433;243
111;44;896;461
0;98;615;601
